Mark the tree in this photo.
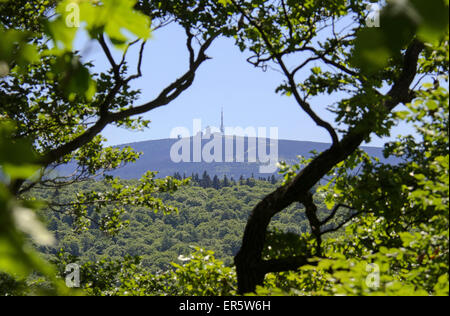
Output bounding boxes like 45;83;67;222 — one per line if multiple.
218;0;449;293
223;175;230;187
0;0;230;231
212;175;221;189
0;0;228;291
270;175;277;185
193;173;200;184
201;171;212;188
258;80;448;296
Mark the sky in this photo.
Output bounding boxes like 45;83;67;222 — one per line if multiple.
75;21;415;148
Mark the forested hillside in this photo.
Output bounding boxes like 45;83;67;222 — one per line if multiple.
33;177;330;272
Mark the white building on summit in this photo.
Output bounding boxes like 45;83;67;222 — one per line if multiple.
169;108;279;174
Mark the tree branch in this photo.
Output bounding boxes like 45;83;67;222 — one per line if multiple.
319;203;354;226
300;192;322;255
230;0;339;145
125;40;147;82
98;35;120;80
108;32;218;120
234;38;424;294
320;211;364;235
39;32;218;168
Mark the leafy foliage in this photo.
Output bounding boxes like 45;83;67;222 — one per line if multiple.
352;0;449;74
34;178;319;272
52;247;237;296
0;121;71;295
257;39;449;296
0;0;201;295
1;0;448;297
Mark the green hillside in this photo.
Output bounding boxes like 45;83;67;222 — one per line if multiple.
34;178;331;272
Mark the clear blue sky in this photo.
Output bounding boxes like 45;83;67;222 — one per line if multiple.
76;22;415;147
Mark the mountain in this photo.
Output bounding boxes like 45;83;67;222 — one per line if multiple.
94;135;396;179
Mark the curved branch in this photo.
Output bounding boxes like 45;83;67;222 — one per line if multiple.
125;40;147;82
230;0;339;145
319;203;354;226
39;32;218;168
301;192;323;255
234;39;424;294
109;32;218;120
320;211;364;235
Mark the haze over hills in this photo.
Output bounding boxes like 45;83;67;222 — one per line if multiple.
96;135;396;180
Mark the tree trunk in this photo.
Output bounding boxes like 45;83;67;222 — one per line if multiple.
234;40;424;294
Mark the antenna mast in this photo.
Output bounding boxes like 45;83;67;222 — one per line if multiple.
220;107;225;134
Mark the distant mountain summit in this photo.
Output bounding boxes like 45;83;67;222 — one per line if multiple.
99;136;394;179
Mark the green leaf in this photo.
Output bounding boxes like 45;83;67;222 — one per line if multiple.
351;28;392;74
2;164;40;179
0;237;32;277
411;0;449;43
45;16;78;51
